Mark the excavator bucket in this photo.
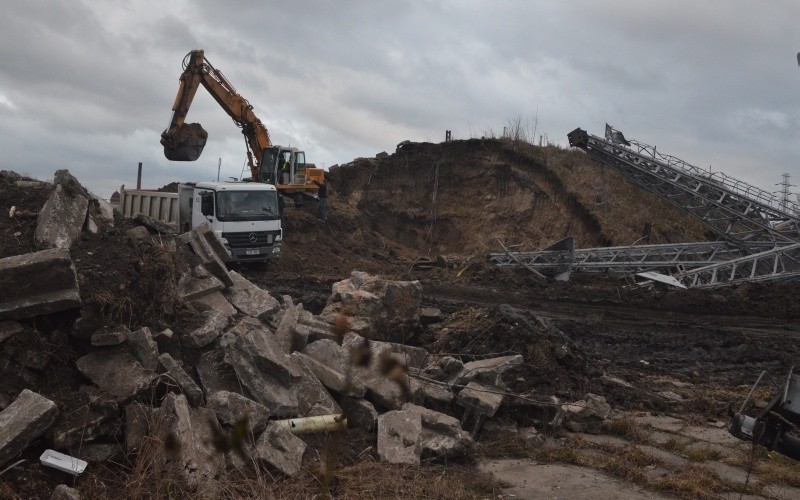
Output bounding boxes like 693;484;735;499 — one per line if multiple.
161;123;208;161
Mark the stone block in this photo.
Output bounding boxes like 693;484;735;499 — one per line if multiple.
128;327;160;371
289;352;342;417
34;184;88;250
222;271;280;320
255;423;306;477
183;310;228;348
377;410;422;464
76;349;158;401
0;248;81;320
402;403;475;459
0;389;59;466
220;317;302;417
207;391;271;437
91;325;129;347
159;353;204;407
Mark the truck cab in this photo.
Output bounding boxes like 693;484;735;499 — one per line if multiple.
182;181;282;262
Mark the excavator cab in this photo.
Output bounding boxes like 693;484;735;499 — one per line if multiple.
161;122;208;161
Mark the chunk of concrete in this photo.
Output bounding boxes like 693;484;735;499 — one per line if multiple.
128;327;160;371
207;391;271;437
402;403;475;459
91;325;129;347
0;248;81;320
89;192;115;226
377;409;422;464
220;317;302;417
51;484;81;500
192;291;237;320
342;397;378;431
223;271;280;320
177;265;225;301
456;380;504;436
159;353;204;407
292;351;366;398
255;422;306;477
125;226;150;241
195;348;242;398
274;303;302;353
154;394;224;497
134;213;177;235
178;223;233;286
183;309;228;348
0;389;59;466
76;350;158;401
562;394;611;433
320;271;422;341
410;377;456;414
454;354;523;389
289;352;343;417
34;184;88;250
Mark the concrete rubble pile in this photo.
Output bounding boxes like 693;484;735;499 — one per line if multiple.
0;169;610;498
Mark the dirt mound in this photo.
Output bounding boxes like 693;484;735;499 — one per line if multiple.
431;304;593;397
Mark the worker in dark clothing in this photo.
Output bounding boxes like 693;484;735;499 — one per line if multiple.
313;179;327;221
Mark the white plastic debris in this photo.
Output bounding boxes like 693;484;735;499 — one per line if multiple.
39;449;87;475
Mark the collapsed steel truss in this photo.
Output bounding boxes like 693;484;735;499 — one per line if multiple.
488;240;744;275
489;126;800;288
567;128;800;245
674;242;800;288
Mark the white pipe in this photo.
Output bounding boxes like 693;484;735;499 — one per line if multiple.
273;414;347;434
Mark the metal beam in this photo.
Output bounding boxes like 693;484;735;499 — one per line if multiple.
674;242;800;288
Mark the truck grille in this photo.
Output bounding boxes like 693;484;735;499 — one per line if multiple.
222;231;280;248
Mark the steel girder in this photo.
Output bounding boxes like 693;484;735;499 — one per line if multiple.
568;128;800;245
488;241;744;275
674;242;800;288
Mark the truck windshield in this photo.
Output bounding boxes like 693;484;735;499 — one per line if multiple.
216;190;280;221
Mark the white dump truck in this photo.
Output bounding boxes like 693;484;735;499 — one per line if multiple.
119;181;282;263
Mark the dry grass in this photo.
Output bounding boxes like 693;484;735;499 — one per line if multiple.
603;417;648;443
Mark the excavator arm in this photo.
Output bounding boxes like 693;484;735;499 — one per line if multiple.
161;50;271;180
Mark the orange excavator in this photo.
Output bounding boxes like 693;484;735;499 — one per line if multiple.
161;49;324;204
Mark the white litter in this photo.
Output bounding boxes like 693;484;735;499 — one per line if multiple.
39;449;87;475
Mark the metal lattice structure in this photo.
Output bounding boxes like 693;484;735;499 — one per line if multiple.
489;240;744;275
567;127;800;245
674;242;800;288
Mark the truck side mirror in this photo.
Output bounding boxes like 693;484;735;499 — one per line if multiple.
200;191;214;217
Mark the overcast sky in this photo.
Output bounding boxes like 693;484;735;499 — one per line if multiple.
1;1;799;202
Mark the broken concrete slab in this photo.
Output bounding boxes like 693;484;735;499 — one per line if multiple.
177;265;225;302
289;352;343;417
128;327;160;371
0;248;82;320
342;397;378;431
51;484;81;500
402;403;475;459
207;390;271;437
321;271;422;341
91;325;129;347
76;349;158;401
178;223;233;287
255;422;306;477
192;291;237;320
154;394;224;497
34;184;88;250
562;394;611;434
293;351;366;398
454;354;523;389
89;192;115;226
220;317;303;417
274;303;302;353
183;309;228;348
159;353;204;408
195;348;242;398
409;377;456;414
223;271;281;320
134;213;177;235
377;409;423;464
456;380;504;436
0;389;59;466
